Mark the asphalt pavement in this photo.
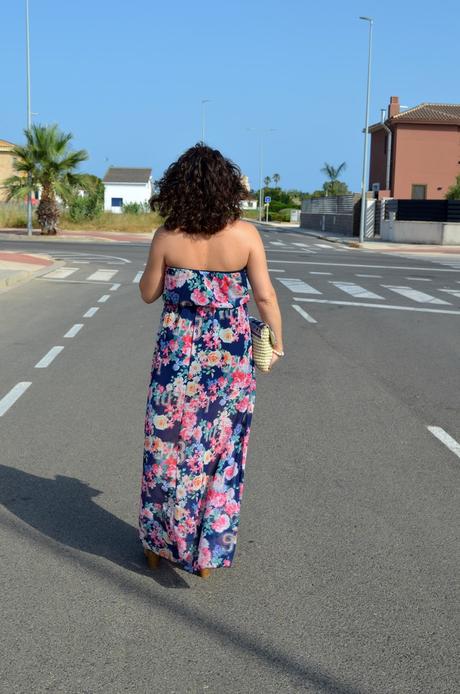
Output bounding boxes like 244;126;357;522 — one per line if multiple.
0;229;459;693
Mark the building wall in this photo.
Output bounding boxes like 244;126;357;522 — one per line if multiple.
103;181;152;212
392;124;460;199
0;148;16;202
369;129;389;191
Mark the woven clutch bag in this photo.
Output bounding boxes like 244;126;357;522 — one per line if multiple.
249;316;275;373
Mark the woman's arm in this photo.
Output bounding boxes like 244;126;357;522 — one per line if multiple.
246;225;284;365
139;228;167;304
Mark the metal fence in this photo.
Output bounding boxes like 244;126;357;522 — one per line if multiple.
395;200;460;223
301;194;355;215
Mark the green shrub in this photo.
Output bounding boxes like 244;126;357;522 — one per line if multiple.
123;201;150;214
67;194;102;222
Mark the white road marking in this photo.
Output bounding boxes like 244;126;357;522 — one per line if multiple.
405;277;432;282
86;269;118;281
331;281;385;300
382;285;450;305
439;289;460;298
110;283;121;291
133;271;143;283
427;426;460;461
314;243;333;248
292;242;309;247
35;278;117;285
269;241;287;246
293;297;460;315
268;268;285;273
98;294;110;303
35;346;64;369
266;260;459;272
310;271;332;275
292;304;317;324
63;324;84;338
355;274;382;278
83;307;99;317
277;278;322;294
0;382;32;417
43;267;79;279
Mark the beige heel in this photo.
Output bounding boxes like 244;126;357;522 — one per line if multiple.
199;567;213;579
144;548;160;570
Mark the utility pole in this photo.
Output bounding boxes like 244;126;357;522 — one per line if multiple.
359;16;373;243
26;0;33;236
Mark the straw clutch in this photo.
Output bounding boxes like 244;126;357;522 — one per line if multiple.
249;316;275;373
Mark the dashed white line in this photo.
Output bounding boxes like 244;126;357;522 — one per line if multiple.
277;278;322;294
439;288;460;298
63;324;84;338
269;241;287;246
35;346;64;369
427;426;460;461
293;297;460;315
382;285;450;305
133;271;143;283
43;267;79;279
110;283;121;291
268;268;285;273
292;304;317;324
405;277;432;282
87;269;118;281
292;243;309;247
314;243;333;248
98;294;110;303
310;271;332;275
0;382;32;417
83;307;99;318
355;274;382;278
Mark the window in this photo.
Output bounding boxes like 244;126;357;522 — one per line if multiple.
411;185;427;200
111;197;123;207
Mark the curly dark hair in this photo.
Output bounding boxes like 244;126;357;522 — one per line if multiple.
150;143;249;235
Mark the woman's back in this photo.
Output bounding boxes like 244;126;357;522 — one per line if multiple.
160;220;252;272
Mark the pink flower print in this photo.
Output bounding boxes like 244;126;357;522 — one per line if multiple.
224;463;238;480
236;396;249;412
224;500;240;516
198;543;212;566
210;491;227;507
191;288;209;305
211;514;230;533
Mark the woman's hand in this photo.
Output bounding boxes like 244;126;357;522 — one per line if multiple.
268;352;280;371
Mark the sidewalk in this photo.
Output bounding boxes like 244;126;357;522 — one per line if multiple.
0;251;63;291
0;228;154;244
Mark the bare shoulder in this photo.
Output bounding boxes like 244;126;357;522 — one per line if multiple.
231;219;261;245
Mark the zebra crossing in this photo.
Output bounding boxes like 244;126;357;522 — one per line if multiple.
276;275;460;315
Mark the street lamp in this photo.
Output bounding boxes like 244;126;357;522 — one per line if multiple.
201;99;211;143
25;0;33;236
358;15;373;243
247;128;275;222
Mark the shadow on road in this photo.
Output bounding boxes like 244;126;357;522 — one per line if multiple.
0;463;189;589
0;463;366;693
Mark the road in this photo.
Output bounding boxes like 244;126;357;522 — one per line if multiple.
0;229;459;694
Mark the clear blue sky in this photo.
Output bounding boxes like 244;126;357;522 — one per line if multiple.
3;0;459;192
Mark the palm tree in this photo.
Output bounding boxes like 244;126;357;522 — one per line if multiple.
320;161;347;196
264;175;271;187
4;123;88;234
272;173;280;186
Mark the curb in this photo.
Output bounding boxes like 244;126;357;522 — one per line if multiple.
0;259;65;292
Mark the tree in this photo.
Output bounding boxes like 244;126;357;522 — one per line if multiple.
322;180;349;196
4;123;88;234
446;175;460;200
272;173;280;186
264;175;271;187
320;161;347;196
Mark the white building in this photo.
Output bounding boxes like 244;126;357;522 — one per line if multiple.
103;167;153;213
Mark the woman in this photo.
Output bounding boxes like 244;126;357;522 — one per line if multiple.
138;143;284;578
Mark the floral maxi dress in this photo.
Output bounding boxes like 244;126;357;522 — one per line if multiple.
139;266;256;574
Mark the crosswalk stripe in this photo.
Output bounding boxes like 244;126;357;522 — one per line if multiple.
331;281;384;300
382;285;450;305
133;271;143;283
314;243;333;248
43;267;79;279
0;382;32;417
86;269;118;281
277;278;321;294
269;241;287;246
439;289;460;298
427;426;460;461
293;297;460;315
292;304;317;324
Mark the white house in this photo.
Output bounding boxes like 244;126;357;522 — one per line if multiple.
103;167;153;213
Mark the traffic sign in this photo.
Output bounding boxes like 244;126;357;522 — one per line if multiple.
264;196;271;204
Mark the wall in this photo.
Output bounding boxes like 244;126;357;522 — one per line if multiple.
381;219;460;245
393;123;460;199
0;148;16;202
104;181;152;212
369;129;389;190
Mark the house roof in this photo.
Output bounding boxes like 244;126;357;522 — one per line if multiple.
0;139;15;149
103;167;152;184
369;102;460;132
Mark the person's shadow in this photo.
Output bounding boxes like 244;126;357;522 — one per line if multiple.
0;464;189;588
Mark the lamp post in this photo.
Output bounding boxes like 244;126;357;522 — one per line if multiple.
26;0;33;236
247;128;275;222
358;16;373;243
201;99;211;143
